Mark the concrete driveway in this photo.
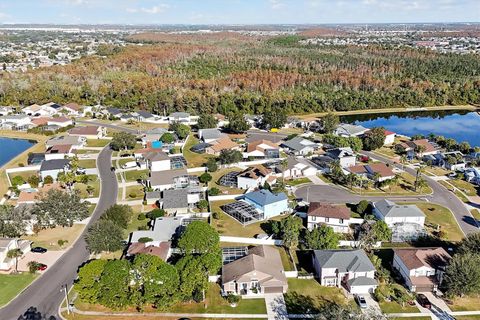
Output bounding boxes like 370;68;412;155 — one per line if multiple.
18;251;65;273
362;294;382;314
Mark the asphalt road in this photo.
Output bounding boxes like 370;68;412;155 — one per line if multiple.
0;146;118;320
75;119;141;134
296;151;479;236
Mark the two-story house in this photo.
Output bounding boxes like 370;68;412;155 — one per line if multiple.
307;202;351;233
237;165;275;190
242;189;288;220
312;249;378;294
372;199;425;228
326;147;356;168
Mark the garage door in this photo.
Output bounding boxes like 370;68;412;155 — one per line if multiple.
264;286;284;294
350;285;375;295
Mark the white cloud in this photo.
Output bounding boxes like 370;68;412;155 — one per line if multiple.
127;3;170;14
269;0;286;10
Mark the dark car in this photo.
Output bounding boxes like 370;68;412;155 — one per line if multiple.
37;263;47;271
31;247;47;254
417;294;432;309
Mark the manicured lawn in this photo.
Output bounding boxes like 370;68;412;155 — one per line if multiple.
407;202;464;242
74;149;99;155
8;170;38;183
278;247;295;271
22;224;85;250
183;134;214;168
471;209;480;221
425;166;451;177
125;209;150;237
86;139;111;147
379;301;419;314
286;177;311;186
448;178;478;196
0;273;37;307
75;179;100;198
285;278;352;313
77;159;97;169
450;294;480;311
374;146;398;159
115;157;135;168
349;172;431;196
211;200;285;237
124;169;149;182
209;167;244;195
125;185;144;200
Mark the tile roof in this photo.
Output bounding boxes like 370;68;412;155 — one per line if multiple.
247;140;279;153
46;144;72;154
208;137;238;153
366;163;394;177
308;202;351;219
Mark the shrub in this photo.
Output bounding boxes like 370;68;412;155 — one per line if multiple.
128;192;137;199
226;293;240;305
138;237;153;243
28;261;40;274
137;213;146;220
57;239;68;247
208;187;220;196
43;176;54;184
146;209;166;220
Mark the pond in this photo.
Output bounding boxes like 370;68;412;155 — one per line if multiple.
340;110;480;147
0;137;36;167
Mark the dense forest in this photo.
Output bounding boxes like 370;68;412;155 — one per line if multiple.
0;34;479;115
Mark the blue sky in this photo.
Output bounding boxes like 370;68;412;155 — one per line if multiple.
0;0;478;24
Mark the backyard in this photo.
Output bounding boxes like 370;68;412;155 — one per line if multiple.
22;224;85;250
0;273;37;307
183;134;214;168
208;167;245;195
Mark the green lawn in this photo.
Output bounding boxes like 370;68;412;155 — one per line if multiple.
125;185;144;200
209;167;245;195
8;170;38;183
425;166;451;177
286;177;311;186
285;278;353;314
448;178;478;196
125;210;150;238
350;172;432;196
471;209;480;221
449;294;480;311
124;169;149;182
115;158;135;168
407;202;464;242
75;179;100;198
77;159;97;169
278;247;295;271
86;139;111;147
183;134;214;168
0;273;37;307
379;301;419;314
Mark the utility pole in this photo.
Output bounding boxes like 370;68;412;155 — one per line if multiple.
62;284;71;315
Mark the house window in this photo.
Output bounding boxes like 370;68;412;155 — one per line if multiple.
339;219;344;224
325;217;329;222
312;216;316;221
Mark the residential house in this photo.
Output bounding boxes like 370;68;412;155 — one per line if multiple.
242;189;288;219
0;238;32;271
68;126;106;139
46;136;86;149
17;183;62;205
60;102;83;116
47;117;73;128
307;202;352;233
312;249;378;294
169;112;191;123
39;159;70;180
0;115;32;130
365;163;395;182
0;106;13;116
198;128;226;143
205;137;240;156
237;165;275;190
126;241;172;262
310;155;335;174
363;129;396;146
143;151;171;172
141;128;169;146
465;167;480;185
281;136;318;155
22;104;50;116
279;157;317;180
45;144;74;160
423;151;466;171
133;110;156;122
245;140;280;159
392;248;451;292
396;139;438;158
222;245;288;295
130;217;184;243
159;188;202;214
149;169;200;191
326;147;356;168
39;102;62;115
347;164;369;179
105;107;123;118
334;124;369;137
214;113;228;127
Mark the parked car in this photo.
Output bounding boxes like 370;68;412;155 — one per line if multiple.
121;161;137;169
355;295;368;309
417;294;432;309
36;263;48;271
448;172;458;178
76;167;86;175
31;247;47;254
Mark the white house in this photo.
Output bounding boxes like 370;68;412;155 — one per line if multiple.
393;248;451;292
334;123;369;137
46;136;86;149
312;249;378;294
149;169;200;191
169;112;191;124
326;147;356;168
245;140;280;159
0;238;32;271
307;202;352;233
372;199;425;227
0;115;32;130
60;103;84;116
281;136;318;155
242;189;289;220
39;159;70;180
383;130;396;145
143;151;171;172
47;116;73;128
281;157;317;180
45;144;74;160
237;165;275;190
68;126;106;139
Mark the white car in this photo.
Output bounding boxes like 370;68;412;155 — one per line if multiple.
121;161;137;169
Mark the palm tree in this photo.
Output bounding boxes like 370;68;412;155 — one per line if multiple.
415;177;428;193
372;172;382;188
7;248;23;273
280;158;288;184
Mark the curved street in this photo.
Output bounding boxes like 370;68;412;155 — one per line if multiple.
0;146;118;320
296;151;479;236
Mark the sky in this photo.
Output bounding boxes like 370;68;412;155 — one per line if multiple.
0;0;478;25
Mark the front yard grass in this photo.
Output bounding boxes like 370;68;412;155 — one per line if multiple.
183;134;214;168
77;159;97;169
448;178;478;196
22;224;85;250
286;177;311;186
406;202;464;242
449;294;480;311
74;179;100;198
285;278;353;314
349;172;432;196
0;273;37;307
125;185;145;200
124;169;149;182
424;166;451;177
379;301;419;314
86;139;110;147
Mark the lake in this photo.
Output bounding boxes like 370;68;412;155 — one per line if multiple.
341;110;480;147
0;137;36;167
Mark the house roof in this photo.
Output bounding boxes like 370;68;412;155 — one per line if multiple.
247;140;279;153
244;189;288;206
31;117;50;126
366;163;394;177
308;202;351;219
149;168;188;186
161;189;189;209
145;191;161;200
127;241;171;261
130;217;183;242
348;165;368;174
48;116;70;123
18;183;62;203
327;147;355;159
40;159;70;171
282;136;316;152
46;144;72;154
347;276;378;287
335;123;369;136
137;110;154;118
46;136;83;146
63;102;83;111
199;128;226;141
413;139;437;153
208;137;238;153
374;199;425;218
144;151;170;162
222;245;287;285
394;247;451;270
239;165;271;180
313;249;375;273
107;107;122;115
170;112;190;118
68;126;100;135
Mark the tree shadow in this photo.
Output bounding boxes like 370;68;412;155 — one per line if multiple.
283;292;320;314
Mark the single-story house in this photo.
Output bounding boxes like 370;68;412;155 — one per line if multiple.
142;128;169;145
237;165;275;190
169;112;191;123
245;140;280;159
334;124;369;137
279;157;317;180
68;126;106;139
242;189;288;220
39;159;70;180
47;117;73;128
312;249;378;294
60;102;83;116
396;139;439;158
307;202;352;233
0;115;32;130
158;188;201;214
465;167;480;185
149;169;200;191
222;245;288;296
127;241;172;261
205;137;240;156
198;128;227;143
423;151;466;171
46;135;86;149
281;136;318;156
45;144;74;160
393;247;451;292
365;163;395;182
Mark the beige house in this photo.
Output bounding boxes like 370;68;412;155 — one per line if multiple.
222;245;288;295
0;238;31;271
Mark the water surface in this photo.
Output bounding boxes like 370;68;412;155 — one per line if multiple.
0;137;36;167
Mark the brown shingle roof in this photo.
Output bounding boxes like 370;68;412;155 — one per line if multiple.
348;165;368;174
48;116;71;123
46;144;73;154
307;202;351;219
239;165;271;179
394;247;451;270
208;137;238;153
246;140;279;153
413;139;437;153
127;241;171;261
31;117;50;126
366;163;394;178
63;102;83;111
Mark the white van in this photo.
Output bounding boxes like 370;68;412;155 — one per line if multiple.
121;161;137;169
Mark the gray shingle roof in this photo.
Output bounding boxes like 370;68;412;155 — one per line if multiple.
347;276;378;287
374;199;425;218
40;159;70;171
313;249;375;273
199;128;226;141
130;217;183;242
244;189;287;207
281;136;316;152
161;189;188;209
